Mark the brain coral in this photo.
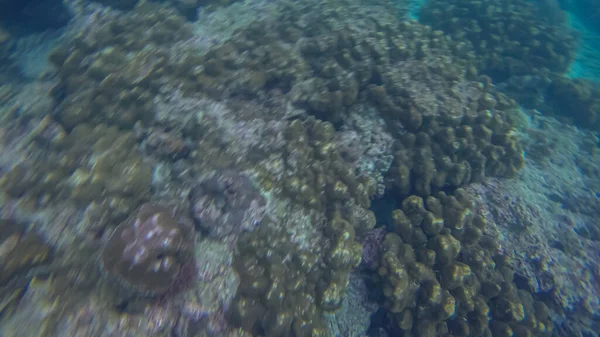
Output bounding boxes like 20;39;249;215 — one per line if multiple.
100;203;196;296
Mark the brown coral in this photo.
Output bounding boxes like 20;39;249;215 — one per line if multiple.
100;203;196;296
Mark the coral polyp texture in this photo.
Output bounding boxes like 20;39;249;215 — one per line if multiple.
0;122;152;224
230;215;363;337
378;189;553;337
2;0;589;335
280;117;376;212
100;203;196;296
383;92;525;198
420;0;578;81
190;170;266;239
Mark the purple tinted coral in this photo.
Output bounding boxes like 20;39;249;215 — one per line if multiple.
189;170;266;239
360;226;387;270
100;203;196;296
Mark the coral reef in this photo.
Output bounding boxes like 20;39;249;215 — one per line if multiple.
280;117;376;212
230;221;329;337
335;104;395;198
466;113;600;337
359;226;387;270
0;122;153;224
2;0;586;336
0;276;61;337
324;273;378;337
420;0;578;82
48;3;191;130
100;203;196;296
229;214;363;337
47;0;525;206
378;189;553;337
382;83;525;197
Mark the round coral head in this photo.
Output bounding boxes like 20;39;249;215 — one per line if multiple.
100;203;195;296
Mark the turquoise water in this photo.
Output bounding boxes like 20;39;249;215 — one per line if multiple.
567;12;600;81
0;0;598;337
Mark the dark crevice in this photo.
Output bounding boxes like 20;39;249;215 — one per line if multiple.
369;191;399;230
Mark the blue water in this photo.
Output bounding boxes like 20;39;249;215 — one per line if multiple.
0;0;599;337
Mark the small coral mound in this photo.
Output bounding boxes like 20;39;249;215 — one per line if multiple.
189;170;266;239
229;213;364;337
100;203;196;296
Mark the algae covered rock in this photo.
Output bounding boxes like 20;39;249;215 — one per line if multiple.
100;203;196;296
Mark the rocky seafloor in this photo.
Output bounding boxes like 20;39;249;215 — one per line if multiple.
0;0;598;337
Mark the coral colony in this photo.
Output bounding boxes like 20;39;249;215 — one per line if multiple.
0;0;598;336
